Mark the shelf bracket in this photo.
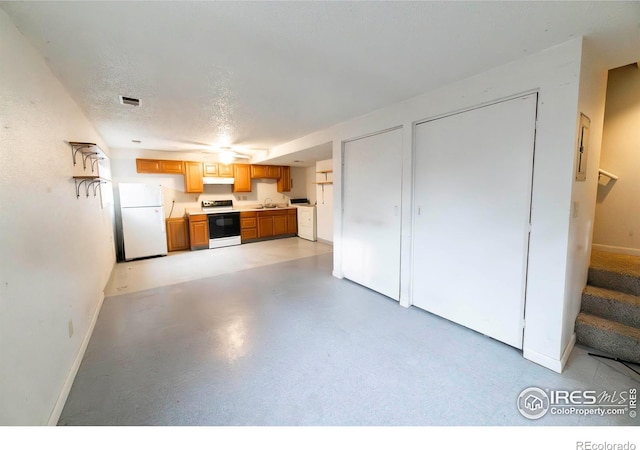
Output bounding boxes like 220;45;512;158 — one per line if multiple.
89;155;104;173
73;176;103;198
69;142;97;167
88;179;105;197
81;151;99;171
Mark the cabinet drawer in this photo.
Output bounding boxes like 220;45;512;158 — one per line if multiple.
189;214;208;222
241;217;257;229
240;211;257;218
241;229;258;241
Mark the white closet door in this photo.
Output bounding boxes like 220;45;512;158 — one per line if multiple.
342;128;403;300
413;94;537;348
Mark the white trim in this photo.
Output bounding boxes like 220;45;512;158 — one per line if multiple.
47;293;105;426
523;333;576;373
592;244;640;257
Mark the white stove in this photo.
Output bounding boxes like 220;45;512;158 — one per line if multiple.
201;200;241;248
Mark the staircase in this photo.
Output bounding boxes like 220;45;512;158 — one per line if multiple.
575;250;640;364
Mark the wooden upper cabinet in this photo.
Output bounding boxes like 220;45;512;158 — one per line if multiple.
136;158;183;174
251;165;282;179
160;160;184;174
233;164;252;192
136;159;161;173
277;166;291;192
184;161;204;193
250;165;268;178
218;164;234;177
203;163;218;177
267;166;282;178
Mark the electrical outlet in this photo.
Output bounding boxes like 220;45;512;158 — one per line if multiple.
68;319;74;338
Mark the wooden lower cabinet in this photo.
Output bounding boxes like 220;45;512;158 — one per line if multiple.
258;215;274;238
166;217;189;251
273;215;287;235
187;214;209;250
242;209;297;242
240;211;258;242
287;209;297;234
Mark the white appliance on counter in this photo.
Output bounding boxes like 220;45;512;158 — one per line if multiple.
290;198;317;241
119;183;167;260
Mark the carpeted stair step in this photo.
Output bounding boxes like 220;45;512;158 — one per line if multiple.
588;251;640;296
581;286;640;329
575;312;640;364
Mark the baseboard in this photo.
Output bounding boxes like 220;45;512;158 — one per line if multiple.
592;244;640;257
47;292;105;426
523;333;576;374
317;238;333;246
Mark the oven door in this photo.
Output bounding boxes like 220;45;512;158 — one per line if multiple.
207;212;240;239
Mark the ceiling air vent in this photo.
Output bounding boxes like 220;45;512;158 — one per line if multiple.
119;95;140;106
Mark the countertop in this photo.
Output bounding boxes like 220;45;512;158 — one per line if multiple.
185;205;298;216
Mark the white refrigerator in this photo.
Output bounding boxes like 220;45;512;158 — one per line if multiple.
119;183;168;260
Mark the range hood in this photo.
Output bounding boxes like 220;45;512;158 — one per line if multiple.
203;177;235;185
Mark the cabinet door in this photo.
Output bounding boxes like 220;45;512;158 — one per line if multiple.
166;218;189;251
257;216;274;237
233;164;252;192
203;163;218;177
287;209;297;234
136;159;161;173
160;160;184;174
267;166;282;178
273;214;287;235
241;228;258;241
277;166;291;192
184;161;204;193
250;165;268;178
189;218;209;249
218;164;234;177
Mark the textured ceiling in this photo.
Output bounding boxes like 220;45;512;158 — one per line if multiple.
2;1;640;164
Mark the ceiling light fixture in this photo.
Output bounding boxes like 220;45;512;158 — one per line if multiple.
219;148;235;165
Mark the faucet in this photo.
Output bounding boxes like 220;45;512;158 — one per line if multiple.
263;197;273;207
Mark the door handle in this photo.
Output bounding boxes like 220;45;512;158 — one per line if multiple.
394;205;399;216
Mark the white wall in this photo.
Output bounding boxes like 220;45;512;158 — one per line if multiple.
0;9;115;425
315;159;333;243
592;63;640;256
561;40;609;360
264;38;596;372
306;166;318;205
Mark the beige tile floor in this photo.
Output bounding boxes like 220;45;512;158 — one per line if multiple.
105;237;333;296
